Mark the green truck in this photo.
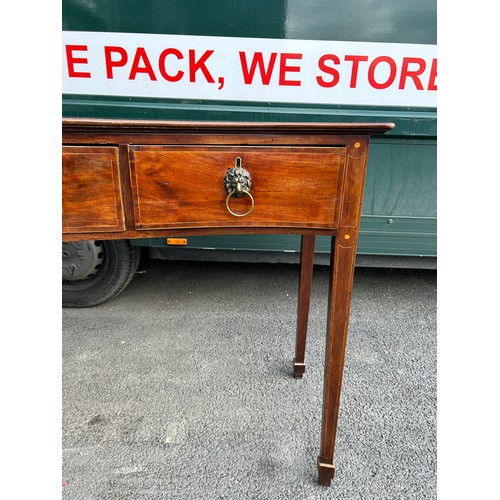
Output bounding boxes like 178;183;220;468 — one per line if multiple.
62;0;436;306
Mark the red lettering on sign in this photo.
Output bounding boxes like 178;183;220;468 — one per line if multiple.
239;52;278;85
158;48;184;82
189;50;215;83
368;56;397;89
316;54;341;88
129;47;157;81
428;58;437;91
399;57;425;90
104;46;128;79
344;55;368;88
279;53;302;86
66;45;91;78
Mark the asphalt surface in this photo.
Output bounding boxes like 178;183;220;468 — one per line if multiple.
62;257;436;499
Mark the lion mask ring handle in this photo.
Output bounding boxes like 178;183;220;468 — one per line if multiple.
223;157;254;217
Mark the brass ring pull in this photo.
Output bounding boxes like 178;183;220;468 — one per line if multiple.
225;189;255;217
223;157;254;218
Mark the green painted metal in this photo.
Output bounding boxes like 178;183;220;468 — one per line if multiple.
62;0;436;43
133;214;436;258
63;0;437;260
62;95;435;137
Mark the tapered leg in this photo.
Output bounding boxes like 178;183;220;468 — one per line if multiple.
317;233;357;485
293;235;316;378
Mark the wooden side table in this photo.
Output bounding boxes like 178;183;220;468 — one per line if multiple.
62;119;394;485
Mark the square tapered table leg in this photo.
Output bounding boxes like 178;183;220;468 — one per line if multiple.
317;233;357;485
293;235;316;378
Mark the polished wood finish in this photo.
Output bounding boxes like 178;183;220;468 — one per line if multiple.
62;118;394;486
294;235;316;378
129;146;344;231
319;234;358;485
62;117;393;137
62;146;125;233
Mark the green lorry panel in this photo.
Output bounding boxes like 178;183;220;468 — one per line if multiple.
62;0;436;44
62;0;437;260
62;96;436;138
364;139;436;218
133;214;436;258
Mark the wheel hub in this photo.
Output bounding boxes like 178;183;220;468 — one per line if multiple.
62;241;105;281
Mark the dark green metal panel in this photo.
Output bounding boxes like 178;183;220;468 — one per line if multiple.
364;139;436;218
62;0;437;260
62;0;436;44
133;215;436;258
62;95;435;138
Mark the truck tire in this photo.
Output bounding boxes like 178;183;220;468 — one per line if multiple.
62;240;141;307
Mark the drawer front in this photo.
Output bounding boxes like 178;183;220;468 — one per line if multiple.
130;146;346;231
62;146;125;233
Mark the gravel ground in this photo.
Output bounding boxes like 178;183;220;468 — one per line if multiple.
62;258;436;499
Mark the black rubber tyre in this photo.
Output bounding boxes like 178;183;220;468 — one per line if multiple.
62;240;141;308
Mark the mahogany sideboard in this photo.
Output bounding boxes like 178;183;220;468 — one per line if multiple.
62;118;394;486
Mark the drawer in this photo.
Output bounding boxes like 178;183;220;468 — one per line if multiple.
130;146;346;231
62;146;125;233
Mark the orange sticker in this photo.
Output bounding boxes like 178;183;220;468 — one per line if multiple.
167;238;187;245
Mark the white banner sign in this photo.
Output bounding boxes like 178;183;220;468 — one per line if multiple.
62;31;437;108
